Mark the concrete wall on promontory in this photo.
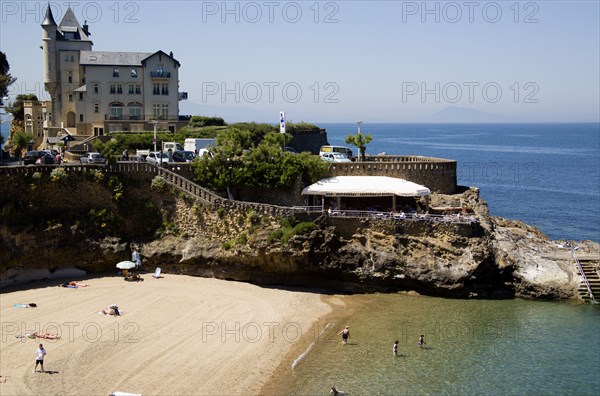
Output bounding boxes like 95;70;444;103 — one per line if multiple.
328;155;457;194
287;129;329;154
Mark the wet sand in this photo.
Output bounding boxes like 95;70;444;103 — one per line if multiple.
0;274;331;395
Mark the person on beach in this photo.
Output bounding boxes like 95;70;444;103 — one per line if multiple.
132;248;141;269
102;305;120;316
330;386;339;395
393;340;399;356
418;334;426;348
35;332;60;340
17;332;60;340
338;326;350;345
33;344;46;373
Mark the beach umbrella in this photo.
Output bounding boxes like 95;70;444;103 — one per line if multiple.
116;261;136;270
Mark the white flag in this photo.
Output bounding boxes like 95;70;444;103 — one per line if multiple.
279;111;285;134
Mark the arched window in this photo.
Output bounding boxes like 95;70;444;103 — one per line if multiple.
109;102;124;120
128;102;142;120
66;111;76;127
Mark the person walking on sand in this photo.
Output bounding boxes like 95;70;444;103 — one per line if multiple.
338;326;350;345
33;344;46;373
393;340;399;356
418;334;426;348
132;248;141;269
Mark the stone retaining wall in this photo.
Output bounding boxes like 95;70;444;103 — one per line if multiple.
328;156;457;193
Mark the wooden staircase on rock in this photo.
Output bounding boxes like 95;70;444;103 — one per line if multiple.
575;255;600;303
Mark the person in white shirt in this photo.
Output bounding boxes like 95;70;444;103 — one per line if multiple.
34;344;47;373
132;249;141;269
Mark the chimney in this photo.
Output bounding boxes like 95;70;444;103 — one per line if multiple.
82;20;90;36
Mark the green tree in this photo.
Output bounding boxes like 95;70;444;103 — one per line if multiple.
6;94;39;122
12;131;33;163
93;138;120;164
345;132;373;161
188;115;227;128
191;129;328;195
0;51;17;105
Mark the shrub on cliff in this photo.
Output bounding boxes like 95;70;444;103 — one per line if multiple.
268;219;318;244
151;176;166;192
50;167;68;183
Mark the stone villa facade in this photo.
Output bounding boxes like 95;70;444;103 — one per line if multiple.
25;5;187;150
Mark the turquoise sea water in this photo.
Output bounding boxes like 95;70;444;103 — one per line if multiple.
289;123;600;395
288;295;600;395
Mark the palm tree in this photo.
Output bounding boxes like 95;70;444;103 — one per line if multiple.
344;131;372;161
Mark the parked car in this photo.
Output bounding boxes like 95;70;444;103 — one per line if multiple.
321;152;352;163
24;150;54;165
172;150;197;163
41;149;59;158
319;145;353;160
146;151;171;165
80;152;106;165
198;148;214;158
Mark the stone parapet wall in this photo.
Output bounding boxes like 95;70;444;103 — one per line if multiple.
328;156;457;194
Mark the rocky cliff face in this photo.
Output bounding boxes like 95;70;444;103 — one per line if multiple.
0;173;596;300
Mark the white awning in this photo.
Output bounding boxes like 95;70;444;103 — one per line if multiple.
302;176;430;197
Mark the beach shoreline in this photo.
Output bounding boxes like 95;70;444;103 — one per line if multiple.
260;293;375;395
0;274;332;395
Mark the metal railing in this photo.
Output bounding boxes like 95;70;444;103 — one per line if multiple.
154;165;222;205
326;210;477;224
572;250;596;302
0;163;474;224
150;71;171;78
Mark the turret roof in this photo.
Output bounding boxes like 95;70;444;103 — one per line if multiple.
42;4;57;26
56;7;92;41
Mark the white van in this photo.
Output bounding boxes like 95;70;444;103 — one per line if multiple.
319;145;353;160
162;142;184;154
184;138;217;153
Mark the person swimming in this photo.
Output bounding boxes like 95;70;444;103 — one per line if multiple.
338;326;350;345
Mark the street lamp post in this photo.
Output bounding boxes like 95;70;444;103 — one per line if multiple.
150;120;159;165
151;120;158;153
356;121;363;161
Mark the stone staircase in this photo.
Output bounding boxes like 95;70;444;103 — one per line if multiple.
576;257;600;302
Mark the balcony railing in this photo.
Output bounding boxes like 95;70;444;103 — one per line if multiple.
105;114;143;121
104;114;185;121
150;71;171;78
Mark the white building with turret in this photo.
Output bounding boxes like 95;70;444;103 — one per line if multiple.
27;5;187;149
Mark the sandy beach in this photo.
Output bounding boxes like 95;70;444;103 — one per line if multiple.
0;274;332;396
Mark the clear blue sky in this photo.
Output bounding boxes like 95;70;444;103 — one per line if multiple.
1;0;599;122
